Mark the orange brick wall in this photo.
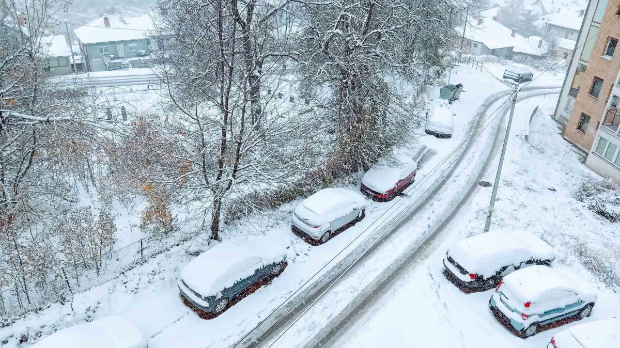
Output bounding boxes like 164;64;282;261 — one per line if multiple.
564;0;620;152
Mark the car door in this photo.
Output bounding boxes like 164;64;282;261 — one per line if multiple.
332;206;359;231
538;290;581;325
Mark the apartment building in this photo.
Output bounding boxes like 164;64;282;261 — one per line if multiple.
554;0;620;182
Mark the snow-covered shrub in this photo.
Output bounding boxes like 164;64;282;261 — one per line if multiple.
575;177;620;223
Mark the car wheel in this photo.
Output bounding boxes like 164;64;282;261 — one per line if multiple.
271;263;284;275
579;304;593;319
320;231;331;244
215;297;229;314
523;323;538;338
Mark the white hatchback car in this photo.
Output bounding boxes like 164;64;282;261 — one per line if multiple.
443;230;555;292
489;266;597;338
425;99;454;138
549;318;620;348
291;188;367;244
31;316;146;348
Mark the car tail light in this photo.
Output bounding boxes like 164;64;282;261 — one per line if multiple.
522;312;529;320
550;338;556;347
496;279;502;291
525;302;531;308
313;225;321;228
469;273;476;280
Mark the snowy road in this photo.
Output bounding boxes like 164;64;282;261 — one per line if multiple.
321;94;620;348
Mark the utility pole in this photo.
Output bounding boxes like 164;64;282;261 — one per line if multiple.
460;4;470;52
65;20;77;74
484;85;519;232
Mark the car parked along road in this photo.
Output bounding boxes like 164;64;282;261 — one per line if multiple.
548;318;620;348
489;266;597;339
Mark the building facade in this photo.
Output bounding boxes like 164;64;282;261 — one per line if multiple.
554;0;620;182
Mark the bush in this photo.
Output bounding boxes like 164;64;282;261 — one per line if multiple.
575;177;620;223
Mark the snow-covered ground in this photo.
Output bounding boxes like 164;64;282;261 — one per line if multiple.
0;60;570;348
328;95;620;348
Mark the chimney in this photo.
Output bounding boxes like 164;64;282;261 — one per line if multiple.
103;15;110;28
511;29;516;37
16;12;26;26
538;39;543;48
478;18;483;25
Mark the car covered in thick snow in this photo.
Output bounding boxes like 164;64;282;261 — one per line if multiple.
425;99;454;138
443;230;555;292
548;318;620;348
360;155;418;201
178;242;287;319
291;188;366;244
489;266;597;338
31;316;146;348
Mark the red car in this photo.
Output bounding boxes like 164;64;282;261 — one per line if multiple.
360;155;418;201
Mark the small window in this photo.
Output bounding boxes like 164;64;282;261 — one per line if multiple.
590;77;604;98
615;151;620;166
604;38;618;57
473;42;478;48
604;142;618;161
98;46;109;54
128;45;137;52
147;38;152;46
595;136;609;154
577;113;591;133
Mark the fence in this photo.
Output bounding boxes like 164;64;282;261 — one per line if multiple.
451;54;484;72
0;228;202;318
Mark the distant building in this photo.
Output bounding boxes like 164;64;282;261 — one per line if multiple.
513;36;550;59
557;38;577;63
73;14;158;72
553;0;620;182
457;17;525;59
39;35;72;75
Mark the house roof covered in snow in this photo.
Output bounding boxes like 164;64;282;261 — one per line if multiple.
479;6;500;19
456;18;525;50
74;14;154;45
39;35;71;57
543;11;585;31
513;36;549;56
558;38;576;51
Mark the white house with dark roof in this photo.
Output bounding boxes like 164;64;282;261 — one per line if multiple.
73;14;158;72
457;17;525;58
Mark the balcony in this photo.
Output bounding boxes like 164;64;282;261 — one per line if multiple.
602;108;620;134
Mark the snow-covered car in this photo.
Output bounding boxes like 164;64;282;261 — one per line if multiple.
489;266;597;339
31;316;146;348
503;65;534;83
291;188;366;245
548;318;620;348
443;230;555;292
360;155;418;201
425;100;454;138
178;242;287;319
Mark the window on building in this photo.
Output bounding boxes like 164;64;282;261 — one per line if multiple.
590;77;604;98
578;113;591;133
615;151;620;166
604;38;618;57
98;46;109;54
128;44;137;52
473;42;478;48
565;97;576;112
147;38;152;46
605;142;618;161
595;136;609;154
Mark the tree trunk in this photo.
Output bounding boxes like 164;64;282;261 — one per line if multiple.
210;197;222;241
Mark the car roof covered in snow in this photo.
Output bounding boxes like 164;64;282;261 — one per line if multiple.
180;242;285;298
555;318;620;348
502;266;578;303
362;153;418;193
505;65;532;74
447;231;555;277
31;316;145;348
294;188;366;226
426;101;454;134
